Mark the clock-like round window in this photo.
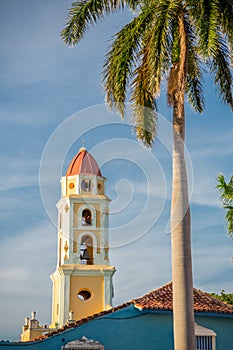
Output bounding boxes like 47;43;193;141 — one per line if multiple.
81;180;91;192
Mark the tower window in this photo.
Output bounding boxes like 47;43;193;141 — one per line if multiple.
81;179;91;192
77;290;92;301
80;235;93;265
82;209;92;226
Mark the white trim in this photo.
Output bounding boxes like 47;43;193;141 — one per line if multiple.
195;323;216;350
195;323;216;337
63;274;71;325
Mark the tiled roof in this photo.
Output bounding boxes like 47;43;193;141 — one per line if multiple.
133;282;233;314
29;283;233;343
29;303;132;342
66;148;102;177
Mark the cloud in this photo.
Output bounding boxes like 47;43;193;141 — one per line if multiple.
193;239;232;293
112;228;172;305
190;131;233;159
0;156;39;191
0;220;56;340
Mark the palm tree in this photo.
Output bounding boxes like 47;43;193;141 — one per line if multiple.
61;1;233;349
217;174;233;238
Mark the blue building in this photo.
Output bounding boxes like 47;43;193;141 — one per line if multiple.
1;282;233;350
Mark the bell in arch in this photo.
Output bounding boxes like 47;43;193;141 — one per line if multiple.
80;243;90;264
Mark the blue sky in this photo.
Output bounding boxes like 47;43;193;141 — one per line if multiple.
0;0;232;340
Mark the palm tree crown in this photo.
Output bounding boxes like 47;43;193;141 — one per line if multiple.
62;0;233;147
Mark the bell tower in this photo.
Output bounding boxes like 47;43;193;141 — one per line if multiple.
50;147;115;328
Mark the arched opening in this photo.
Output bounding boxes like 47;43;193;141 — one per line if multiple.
80;235;93;265
82;209;92;226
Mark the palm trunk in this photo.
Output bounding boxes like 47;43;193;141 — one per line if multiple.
171;17;195;350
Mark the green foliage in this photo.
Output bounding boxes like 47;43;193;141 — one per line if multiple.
216;174;233;238
210;290;233;305
61;0;233;148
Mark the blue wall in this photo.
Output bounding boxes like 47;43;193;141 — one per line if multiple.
195;314;233;350
0;306;232;350
0;306;174;350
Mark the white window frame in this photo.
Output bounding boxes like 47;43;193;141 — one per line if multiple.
195;323;216;350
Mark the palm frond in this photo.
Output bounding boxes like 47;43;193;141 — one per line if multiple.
132;103;157;149
124;0;141;11
191;0;212;56
131;61;157;148
217;173;233;238
186;57;204;113
61;0;125;46
219;0;233;63
130;0;185;146
225;207;233;238
209;35;233;110
219;0;233;37
185;17;204;113
193;0;233;110
217;174;233;201
103;4;157;118
140;0;183;99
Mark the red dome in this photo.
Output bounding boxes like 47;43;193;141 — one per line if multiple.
66;148;102;177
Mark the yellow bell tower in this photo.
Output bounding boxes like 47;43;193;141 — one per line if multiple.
50;147;115;328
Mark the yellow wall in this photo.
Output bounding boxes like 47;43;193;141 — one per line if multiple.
21;327;50;342
67;178;77;195
70;275;104;320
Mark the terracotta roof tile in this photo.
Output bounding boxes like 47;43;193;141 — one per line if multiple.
66;149;102;177
133;282;233;314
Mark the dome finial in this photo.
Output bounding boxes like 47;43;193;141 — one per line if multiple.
79;139;86;152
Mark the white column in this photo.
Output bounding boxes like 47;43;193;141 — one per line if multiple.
59;272;71;326
103;271;114;308
63;272;71;325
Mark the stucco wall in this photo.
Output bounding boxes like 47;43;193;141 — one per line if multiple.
195;313;233;350
1;307;233;350
0;306;173;350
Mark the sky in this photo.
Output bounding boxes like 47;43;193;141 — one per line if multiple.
0;0;232;341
